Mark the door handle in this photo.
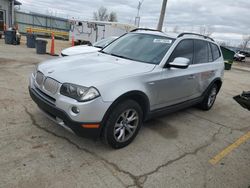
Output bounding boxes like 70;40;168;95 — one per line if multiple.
188;74;196;79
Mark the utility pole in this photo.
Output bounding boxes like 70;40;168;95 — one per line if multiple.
135;0;144;27
157;0;168;31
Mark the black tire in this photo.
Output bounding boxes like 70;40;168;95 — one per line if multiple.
199;84;218;111
103;100;143;149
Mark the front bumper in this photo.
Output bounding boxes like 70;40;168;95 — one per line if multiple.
29;87;103;139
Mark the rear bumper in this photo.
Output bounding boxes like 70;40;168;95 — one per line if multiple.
29;87;102;139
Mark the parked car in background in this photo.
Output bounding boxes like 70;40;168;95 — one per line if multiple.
29;29;224;149
238;51;250;57
60;36;118;57
234;51;246;62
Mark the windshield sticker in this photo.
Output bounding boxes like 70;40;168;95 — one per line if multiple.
153;39;172;44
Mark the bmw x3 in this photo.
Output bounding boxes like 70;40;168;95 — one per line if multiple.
29;29;224;149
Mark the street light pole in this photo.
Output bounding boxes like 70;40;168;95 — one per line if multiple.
157;0;168;31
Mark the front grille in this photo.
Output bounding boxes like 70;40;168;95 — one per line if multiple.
34;87;56;104
35;71;44;86
44;77;59;94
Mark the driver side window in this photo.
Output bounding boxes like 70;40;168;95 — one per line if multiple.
168;39;194;64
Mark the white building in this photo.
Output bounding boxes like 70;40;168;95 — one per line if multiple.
0;0;21;33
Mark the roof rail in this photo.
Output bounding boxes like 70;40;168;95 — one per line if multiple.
130;28;163;33
177;32;215;42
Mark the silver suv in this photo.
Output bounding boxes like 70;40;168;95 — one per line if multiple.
29;29;224;149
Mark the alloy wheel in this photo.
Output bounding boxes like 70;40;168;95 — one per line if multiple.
207;87;217;107
113;109;139;143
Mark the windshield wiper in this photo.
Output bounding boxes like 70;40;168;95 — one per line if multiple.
110;53;135;61
94;46;103;49
99;50;110;54
99;51;135;61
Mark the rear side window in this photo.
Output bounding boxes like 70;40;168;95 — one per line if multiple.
208;42;213;62
210;43;221;61
194;40;209;64
168;39;194;63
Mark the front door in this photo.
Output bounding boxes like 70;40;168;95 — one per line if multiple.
157;39;200;108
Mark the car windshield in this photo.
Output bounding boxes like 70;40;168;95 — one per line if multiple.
93;37;117;48
101;33;174;64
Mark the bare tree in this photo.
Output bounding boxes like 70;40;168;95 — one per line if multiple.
217;41;230;47
93;7;109;21
241;35;250;50
173;25;179;33
199;25;214;37
93;7;118;22
109;12;117;22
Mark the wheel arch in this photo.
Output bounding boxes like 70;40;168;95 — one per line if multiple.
212;78;223;93
101;90;150;127
204;77;223;96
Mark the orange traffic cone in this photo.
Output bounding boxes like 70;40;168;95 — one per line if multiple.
71;34;74;47
50;32;55;56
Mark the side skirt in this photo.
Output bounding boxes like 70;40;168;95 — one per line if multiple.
146;96;204;120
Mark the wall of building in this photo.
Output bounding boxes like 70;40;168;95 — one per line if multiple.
15;11;70;34
0;0;11;29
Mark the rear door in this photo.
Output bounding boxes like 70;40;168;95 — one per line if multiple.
192;40;222;95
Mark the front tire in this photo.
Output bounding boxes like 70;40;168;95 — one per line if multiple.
103;100;143;149
199;84;218;111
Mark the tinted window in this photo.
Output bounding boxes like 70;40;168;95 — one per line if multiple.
211;43;221;61
0;12;4;20
102;33;174;64
168;39;194;63
194;40;209;64
208;42;213;62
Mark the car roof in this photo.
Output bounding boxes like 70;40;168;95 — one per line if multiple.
131;30;176;39
130;29;216;43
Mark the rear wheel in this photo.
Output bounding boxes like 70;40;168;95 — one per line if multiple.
103;100;143;149
199;84;218;111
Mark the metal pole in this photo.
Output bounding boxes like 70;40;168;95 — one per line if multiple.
11;0;14;26
134;0;143;27
157;0;168;31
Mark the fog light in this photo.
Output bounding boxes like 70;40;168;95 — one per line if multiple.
71;106;80;114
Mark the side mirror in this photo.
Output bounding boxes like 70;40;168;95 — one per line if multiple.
166;57;190;69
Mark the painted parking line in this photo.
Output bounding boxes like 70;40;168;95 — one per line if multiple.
209;131;250;165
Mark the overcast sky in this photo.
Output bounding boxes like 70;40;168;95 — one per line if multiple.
18;0;250;46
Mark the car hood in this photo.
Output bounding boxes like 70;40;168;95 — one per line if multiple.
38;52;156;86
61;45;100;56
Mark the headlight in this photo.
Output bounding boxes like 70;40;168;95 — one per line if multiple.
60;83;100;102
